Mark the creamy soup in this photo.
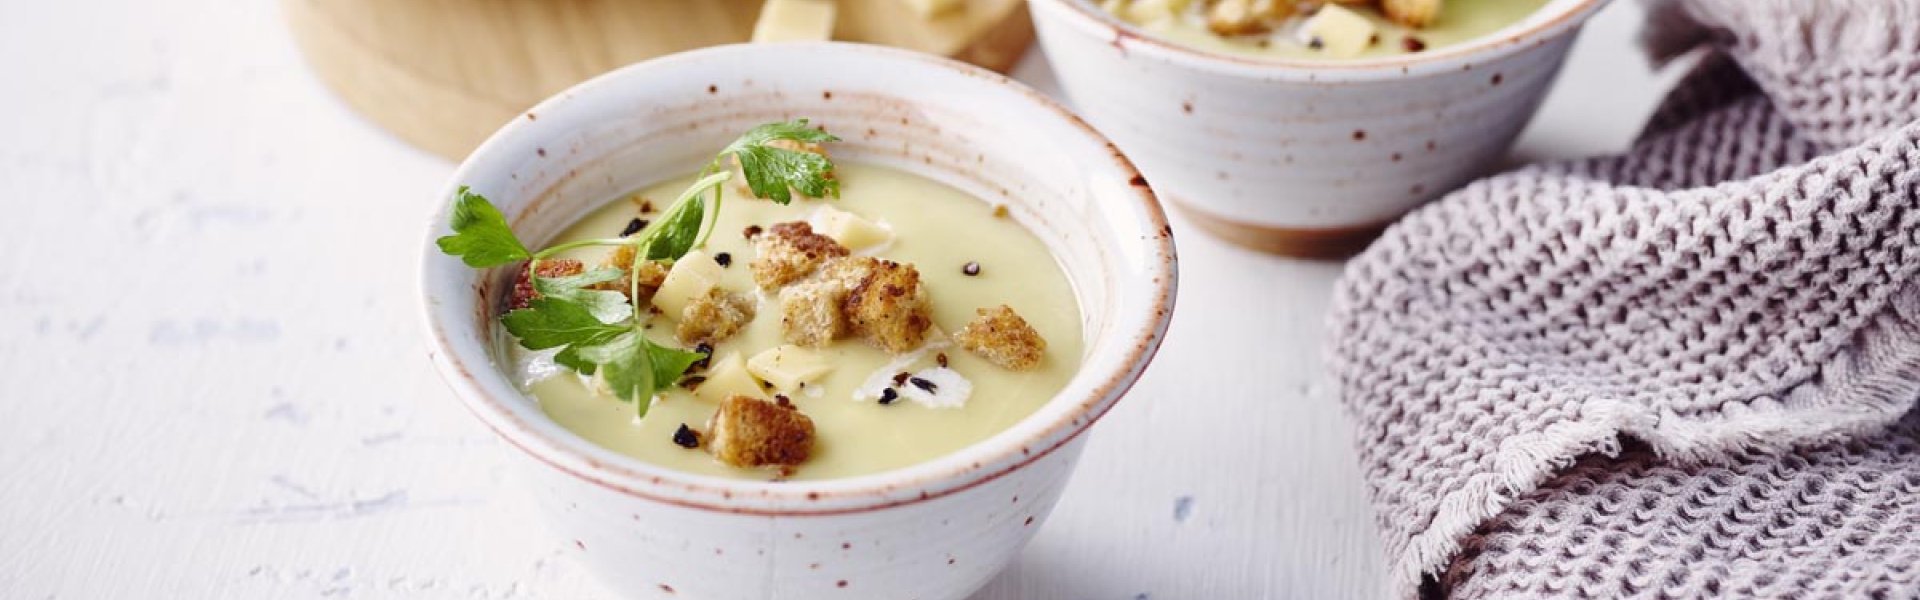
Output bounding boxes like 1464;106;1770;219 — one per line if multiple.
1104;0;1549;60
510;163;1083;481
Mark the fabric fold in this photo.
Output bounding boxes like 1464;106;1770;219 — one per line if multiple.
1329;1;1920;596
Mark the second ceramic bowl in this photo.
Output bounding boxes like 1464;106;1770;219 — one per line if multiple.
1031;0;1611;257
419;43;1176;600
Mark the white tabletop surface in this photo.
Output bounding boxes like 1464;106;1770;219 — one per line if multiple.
0;1;1678;598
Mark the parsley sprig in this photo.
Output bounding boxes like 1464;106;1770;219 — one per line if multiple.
437;120;841;416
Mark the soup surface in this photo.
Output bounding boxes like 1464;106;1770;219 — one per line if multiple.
510;163;1083;481
1104;0;1550;60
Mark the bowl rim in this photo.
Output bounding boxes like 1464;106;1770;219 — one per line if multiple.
417;42;1178;516
1032;0;1612;81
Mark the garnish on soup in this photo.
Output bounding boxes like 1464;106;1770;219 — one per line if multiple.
439;121;839;412
440;121;1080;479
1102;0;1548;60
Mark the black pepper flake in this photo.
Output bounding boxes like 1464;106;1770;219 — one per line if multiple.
1308;37;1325;50
1402;36;1427;52
775;394;793;408
1369;33;1380;46
892;372;911;387
690;343;714;372
714;252;733;268
743;225;764;239
937;353;949;368
672;424;701;449
620;218;649;237
640;200;655;213
678;376;706;391
962;261;981;276
909;377;938;393
878;388;899;405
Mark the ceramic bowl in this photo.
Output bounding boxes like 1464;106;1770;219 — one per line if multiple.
418;43;1177;600
1030;0;1611;257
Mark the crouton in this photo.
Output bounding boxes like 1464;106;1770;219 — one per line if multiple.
1380;0;1440;28
677;289;756;345
779;277;851;347
508;259;584;311
590;245;670;302
765;138;828;156
707;395;815;468
751;222;849;289
1206;0;1290;35
841;257;934;354
955;305;1048;371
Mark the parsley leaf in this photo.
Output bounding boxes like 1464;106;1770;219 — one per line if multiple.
640;192;706;260
721;119;841;204
501;297;626;350
632;170;730;261
531;267;629;324
437;187;532;267
575;331;706;413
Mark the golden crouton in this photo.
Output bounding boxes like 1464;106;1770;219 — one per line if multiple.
841;257;933;354
677;289;756;345
508;259;584;311
955;305;1048;371
1206;0;1290;35
1380;0;1440;28
707;395;815;468
779;277;851;347
591;245;671;302
751;222;850;289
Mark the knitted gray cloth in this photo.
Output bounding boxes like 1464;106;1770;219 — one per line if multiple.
1329;1;1920;597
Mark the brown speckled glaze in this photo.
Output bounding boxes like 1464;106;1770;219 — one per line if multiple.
417;43;1176;599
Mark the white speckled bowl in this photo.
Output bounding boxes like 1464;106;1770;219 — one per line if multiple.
418;43;1176;600
1030;0;1609;257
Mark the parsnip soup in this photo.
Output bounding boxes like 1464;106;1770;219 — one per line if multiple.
439;121;1081;481
1103;0;1549;60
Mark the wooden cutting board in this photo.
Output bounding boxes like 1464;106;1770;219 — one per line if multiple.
283;0;1033;160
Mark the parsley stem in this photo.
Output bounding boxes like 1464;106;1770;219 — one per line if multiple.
697;161;727;250
531;238;632;259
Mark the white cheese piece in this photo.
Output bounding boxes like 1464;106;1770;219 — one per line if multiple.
653;250;724;316
898;367;972;409
850;328;951;401
695;352;766;402
747;344;834;391
1123;0;1191;23
751;0;837;43
518;347;564;387
898;0;964;18
1299;4;1376;58
810;206;893;252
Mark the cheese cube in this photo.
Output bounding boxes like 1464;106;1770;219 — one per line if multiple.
654;250;725;317
1123;0;1191;23
747;345;835;391
812;207;893;251
695;352;766;402
1300;4;1377;58
899;0;965;18
752;0;837;43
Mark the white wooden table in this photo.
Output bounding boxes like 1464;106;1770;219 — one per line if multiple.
0;1;1673;597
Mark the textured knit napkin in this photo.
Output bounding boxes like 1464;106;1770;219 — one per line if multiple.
1328;1;1920;597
